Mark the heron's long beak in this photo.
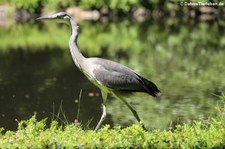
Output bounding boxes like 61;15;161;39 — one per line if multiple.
36;16;54;21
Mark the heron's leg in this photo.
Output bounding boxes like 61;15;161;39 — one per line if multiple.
113;93;141;122
94;104;106;131
113;93;147;130
94;91;108;131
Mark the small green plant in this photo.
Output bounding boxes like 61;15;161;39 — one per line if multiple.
51;100;69;127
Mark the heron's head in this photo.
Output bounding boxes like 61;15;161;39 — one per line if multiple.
36;12;71;24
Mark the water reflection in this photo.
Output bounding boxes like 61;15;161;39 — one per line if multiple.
0;18;224;130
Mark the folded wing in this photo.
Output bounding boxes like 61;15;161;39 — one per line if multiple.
91;58;160;97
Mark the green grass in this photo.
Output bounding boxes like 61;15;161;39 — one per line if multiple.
0;97;224;148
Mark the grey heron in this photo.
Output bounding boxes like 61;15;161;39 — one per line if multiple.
37;12;161;131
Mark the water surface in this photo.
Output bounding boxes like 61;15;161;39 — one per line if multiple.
0;18;224;130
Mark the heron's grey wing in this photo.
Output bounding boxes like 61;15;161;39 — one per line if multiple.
91;58;160;97
92;58;145;92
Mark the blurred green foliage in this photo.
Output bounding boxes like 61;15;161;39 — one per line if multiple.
9;0;139;13
8;0;221;14
1;18;225;55
10;0;42;13
0;23;70;52
45;0;75;10
0;0;7;4
78;0;140;12
9;0;140;12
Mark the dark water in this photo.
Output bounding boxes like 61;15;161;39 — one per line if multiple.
0;50;106;130
0;19;224;130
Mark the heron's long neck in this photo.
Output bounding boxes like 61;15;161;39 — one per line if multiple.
69;18;85;70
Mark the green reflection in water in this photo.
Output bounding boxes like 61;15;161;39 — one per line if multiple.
0;18;224;130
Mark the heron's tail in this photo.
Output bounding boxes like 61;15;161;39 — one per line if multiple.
139;76;161;97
